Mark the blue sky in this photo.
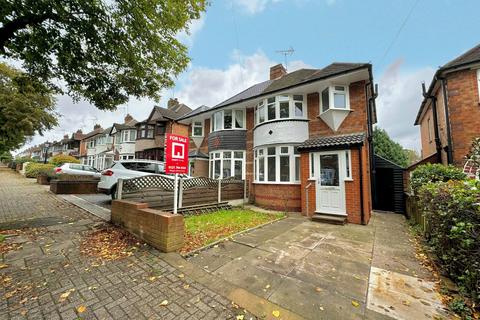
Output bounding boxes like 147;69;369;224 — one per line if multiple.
17;0;480;153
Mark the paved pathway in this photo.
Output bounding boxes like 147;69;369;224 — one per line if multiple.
0;167;249;319
188;213;451;320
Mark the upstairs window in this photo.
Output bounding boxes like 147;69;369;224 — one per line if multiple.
255;94;306;125
137;124;154;139
122;130;136;142
320;85;350;113
211;109;246;131
192;121;204;137
156;122;166;135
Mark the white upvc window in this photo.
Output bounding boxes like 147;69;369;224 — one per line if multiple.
121;130;135;143
254;145;300;184
320;85;350;113
209;150;245;180
211;109;246;132
255;94;306;125
192;120;204;137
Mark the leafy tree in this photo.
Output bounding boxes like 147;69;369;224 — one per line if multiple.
0;62;57;153
0;0;207;110
373;127;409;167
404;148;421;165
0;151;13;162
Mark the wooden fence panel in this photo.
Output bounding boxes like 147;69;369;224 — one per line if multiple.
119;175;248;211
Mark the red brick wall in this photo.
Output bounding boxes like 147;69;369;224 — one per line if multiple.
307;81;368;137
253;183;302;212
445;69;480;165
299;147;371;225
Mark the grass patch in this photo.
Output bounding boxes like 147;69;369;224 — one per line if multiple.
181;208;284;254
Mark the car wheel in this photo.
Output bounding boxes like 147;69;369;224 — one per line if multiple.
111;185;117;200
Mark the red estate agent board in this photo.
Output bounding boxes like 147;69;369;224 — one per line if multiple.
164;133;189;174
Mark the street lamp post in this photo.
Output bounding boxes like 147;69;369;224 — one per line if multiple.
43;142;50;164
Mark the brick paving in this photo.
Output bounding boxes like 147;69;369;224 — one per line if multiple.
0;167;250;319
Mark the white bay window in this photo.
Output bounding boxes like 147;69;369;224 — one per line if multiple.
255;145;300;184
321;85;349;113
209;150;245;180
255;94;306;125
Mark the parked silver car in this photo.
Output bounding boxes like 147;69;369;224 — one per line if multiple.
55;163;101;178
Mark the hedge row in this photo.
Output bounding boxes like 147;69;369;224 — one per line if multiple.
413;164;479;303
25;163;56;178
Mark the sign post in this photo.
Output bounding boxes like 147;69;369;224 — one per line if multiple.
164;134;189;214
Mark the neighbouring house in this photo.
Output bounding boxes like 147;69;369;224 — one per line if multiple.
30;146;42;160
80;124;114;170
179;63;377;224
134;99;192;161
51;140;63;156
415;43;480;167
58;130;84;158
109;114;138;160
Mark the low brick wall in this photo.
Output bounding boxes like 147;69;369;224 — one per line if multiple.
37;175;49;185
50;180;98;194
111;200;184;253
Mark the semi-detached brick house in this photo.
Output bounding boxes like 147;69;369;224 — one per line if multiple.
415;43;480;169
134;100;192;161
179;63;378;224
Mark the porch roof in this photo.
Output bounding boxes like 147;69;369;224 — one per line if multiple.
297;132;365;151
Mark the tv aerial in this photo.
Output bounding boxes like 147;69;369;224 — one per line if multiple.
276;47;295;70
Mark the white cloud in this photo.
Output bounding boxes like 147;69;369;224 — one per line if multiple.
15;50;310;154
232;0;281;14
176;50;310;108
376;59;436;151
176;15;205;47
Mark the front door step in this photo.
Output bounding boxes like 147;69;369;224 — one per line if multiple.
311;213;347;225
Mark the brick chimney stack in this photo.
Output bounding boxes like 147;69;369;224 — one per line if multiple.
63;134;69;139
270;64;287;80
93;124;101;130
167;98;179;110
76;129;83;134
124;114;133;123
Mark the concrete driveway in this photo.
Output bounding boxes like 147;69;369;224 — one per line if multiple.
187;213;451;320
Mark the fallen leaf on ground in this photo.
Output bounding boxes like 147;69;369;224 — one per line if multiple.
315;287;322;292
178;274;185;278
351;300;360;307
77;305;86;313
272;310;280;317
160;300;169;306
59;289;75;302
183;284;190;289
236;315;244;320
0;264;8;269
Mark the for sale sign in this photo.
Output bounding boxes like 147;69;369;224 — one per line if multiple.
165;134;189;174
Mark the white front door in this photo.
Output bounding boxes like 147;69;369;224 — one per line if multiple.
314;151;346;215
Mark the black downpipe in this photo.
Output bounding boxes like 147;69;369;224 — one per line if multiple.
365;77;378;209
358;145;365;225
439;77;454;164
422;83;442;163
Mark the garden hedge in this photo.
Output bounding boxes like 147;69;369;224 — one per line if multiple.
49;154;80;167
417;179;480;303
24;163;55;178
410;163;466;194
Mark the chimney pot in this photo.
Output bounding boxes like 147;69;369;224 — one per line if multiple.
270;64;287;80
94;124;101;130
124;114;133;123
167;98;179;109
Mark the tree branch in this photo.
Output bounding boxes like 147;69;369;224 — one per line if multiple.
0;13;54;54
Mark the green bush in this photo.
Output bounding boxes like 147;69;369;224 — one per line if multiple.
24;163;55;178
15;156;33;164
49;154;80;167
410;163;466;194
418;180;480;302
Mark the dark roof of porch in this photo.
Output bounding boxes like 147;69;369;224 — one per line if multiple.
297;132;365;151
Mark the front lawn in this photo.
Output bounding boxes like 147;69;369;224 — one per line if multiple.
181;208;284;254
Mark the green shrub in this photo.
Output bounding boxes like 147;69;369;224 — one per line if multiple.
24;163;55;178
48;154;80;167
15;156;33;164
417;180;480;302
410;163;466;194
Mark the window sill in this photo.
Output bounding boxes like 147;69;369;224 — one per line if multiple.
317;108;352;117
344;178;354;182
191;135;204;138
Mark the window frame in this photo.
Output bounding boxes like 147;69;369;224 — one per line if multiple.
208;150;245;180
192;120;204;137
319;85;350;114
254;145;300;184
477;69;480;102
211;109;246;132
254;94;307;126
